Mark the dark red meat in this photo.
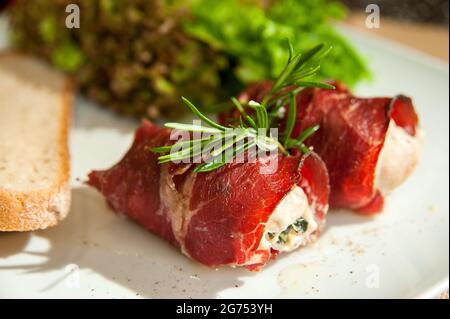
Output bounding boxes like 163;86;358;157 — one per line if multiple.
221;81;419;214
87;122;178;245
88;121;329;270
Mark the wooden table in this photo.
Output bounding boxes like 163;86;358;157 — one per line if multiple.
345;13;449;62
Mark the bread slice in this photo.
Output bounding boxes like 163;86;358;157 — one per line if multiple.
0;53;72;231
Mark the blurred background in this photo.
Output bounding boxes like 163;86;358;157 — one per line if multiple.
342;0;449;61
1;0;448;120
343;0;448;24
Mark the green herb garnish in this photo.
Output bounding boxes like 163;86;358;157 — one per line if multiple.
151;41;334;172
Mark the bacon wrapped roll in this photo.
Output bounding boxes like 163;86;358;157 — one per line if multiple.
88;121;329;270
221;81;423;214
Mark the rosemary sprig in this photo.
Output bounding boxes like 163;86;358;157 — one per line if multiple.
151;41;334;172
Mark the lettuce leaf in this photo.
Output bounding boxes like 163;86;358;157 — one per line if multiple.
184;0;370;87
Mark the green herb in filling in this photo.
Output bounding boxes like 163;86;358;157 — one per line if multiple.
276;218;309;244
277;227;291;244
293;218;308;233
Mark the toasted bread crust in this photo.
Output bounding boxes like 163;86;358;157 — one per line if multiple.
0;53;72;231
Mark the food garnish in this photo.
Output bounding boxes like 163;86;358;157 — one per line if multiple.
151;42;334;172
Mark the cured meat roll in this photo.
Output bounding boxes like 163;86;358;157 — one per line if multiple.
222;81;423;214
88;121;329;270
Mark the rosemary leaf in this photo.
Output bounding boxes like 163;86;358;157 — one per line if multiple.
194;161;227;173
248;100;268;130
295;81;335;90
181;97;228;131
283;92;296;145
150;145;176;153
267;86;304;109
297;125;320;144
150;136;214;153
296;43;324;69
289;65;321;82
231;97;247;117
210;130;249;157
246;115;258;130
268;53;302;99
286;38;294;63
165;123;223;134
195;139;257;172
157;138;217;163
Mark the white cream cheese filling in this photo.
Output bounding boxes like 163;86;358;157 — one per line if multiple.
259;186;318;253
375;121;424;195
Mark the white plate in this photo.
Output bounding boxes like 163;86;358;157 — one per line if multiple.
0;16;448;298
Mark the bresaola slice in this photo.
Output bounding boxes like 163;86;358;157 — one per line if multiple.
88;121;329;270
222;81;423;214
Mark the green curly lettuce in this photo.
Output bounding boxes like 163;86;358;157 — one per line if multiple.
184;0;370;87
